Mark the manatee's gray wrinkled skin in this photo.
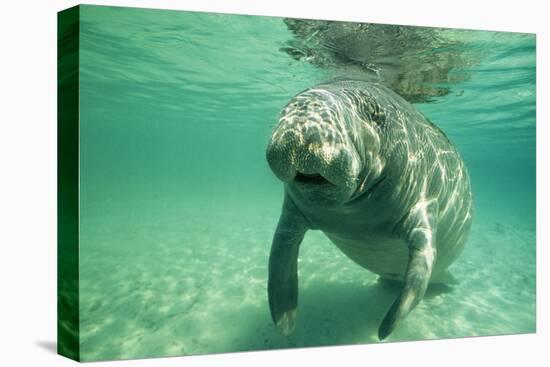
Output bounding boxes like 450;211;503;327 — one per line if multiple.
266;79;473;340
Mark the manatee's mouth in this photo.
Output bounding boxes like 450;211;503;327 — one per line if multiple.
294;172;331;185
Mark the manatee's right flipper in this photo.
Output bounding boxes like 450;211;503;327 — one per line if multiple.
378;199;438;340
268;194;308;336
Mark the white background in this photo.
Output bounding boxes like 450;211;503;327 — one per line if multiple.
0;0;547;366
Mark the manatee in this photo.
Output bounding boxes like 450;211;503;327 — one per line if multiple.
265;79;473;340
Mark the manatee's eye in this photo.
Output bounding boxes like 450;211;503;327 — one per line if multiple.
343;88;386;127
364;99;386;127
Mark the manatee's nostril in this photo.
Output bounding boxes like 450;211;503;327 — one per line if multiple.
294;172;330;185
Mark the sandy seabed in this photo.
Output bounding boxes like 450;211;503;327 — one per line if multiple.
78;195;535;362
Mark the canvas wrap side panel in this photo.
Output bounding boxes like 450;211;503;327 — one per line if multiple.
57;5;80;362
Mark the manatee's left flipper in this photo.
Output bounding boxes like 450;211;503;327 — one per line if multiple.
378;200;438;340
268;194;309;336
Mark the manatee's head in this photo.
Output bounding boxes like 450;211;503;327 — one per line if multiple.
266;87;384;207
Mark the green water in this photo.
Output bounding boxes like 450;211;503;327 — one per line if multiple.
71;5;535;361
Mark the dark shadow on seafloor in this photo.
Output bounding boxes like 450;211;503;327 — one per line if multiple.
229;277;457;353
230;280;393;352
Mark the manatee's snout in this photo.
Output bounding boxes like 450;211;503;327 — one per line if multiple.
266;108;362;203
266;128;302;183
266;129;352;186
